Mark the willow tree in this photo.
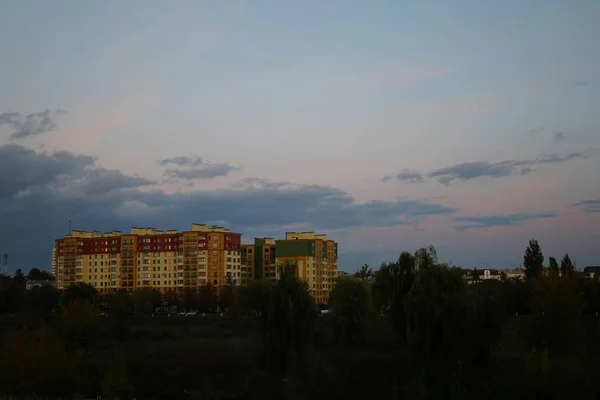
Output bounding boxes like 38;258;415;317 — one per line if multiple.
257;260;317;377
404;262;503;397
330;275;374;346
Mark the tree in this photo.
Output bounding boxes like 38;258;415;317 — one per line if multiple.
354;264;373;281
218;276;235;312
371;251;417;341
20;284;60;325
561;254;575;277
198;284;217;313
500;271;508;282
471;268;481;281
549;257;559;276
26;268;53;281
523;239;544;278
257;268;316;377
0;275;24;313
133;287;162;315
62;283;99;306
330;276;373;346
12;269;26;286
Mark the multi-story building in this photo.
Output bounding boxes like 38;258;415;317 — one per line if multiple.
241;238;277;283
51;246;56;277
275;232;338;305
54;224;241;295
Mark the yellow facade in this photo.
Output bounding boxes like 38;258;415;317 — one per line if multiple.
275;232;338;305
55;224;242;295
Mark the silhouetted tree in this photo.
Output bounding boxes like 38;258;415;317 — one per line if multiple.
330;276;373;346
561;253;575;277
0;275;24;313
198;284;217;313
354;264;373;281
12;269;26;287
471;268;481;281
62;283;99;306
524;239;544;278
548;257;559;276
26;268;53;282
133;287;161;315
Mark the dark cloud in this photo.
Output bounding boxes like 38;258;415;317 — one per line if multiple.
0;144;153;199
520;167;534;175
0;143;458;271
429;150;596;184
158;155;239;180
0;109;66;140
553;132;566;142
571;200;600;213
383;169;424;184
453;212;558;231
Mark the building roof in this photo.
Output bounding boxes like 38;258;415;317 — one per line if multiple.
583;266;600;273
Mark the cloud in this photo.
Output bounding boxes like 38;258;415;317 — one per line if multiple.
0;144;154;200
1;143;458;270
0;109;66;140
382;169;424;184
571;200;600;213
158;155;239;180
429;150;596;184
553;132;566;142
453;212;558;231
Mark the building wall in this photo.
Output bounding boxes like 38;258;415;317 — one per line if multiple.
51;246;56;277
54;224;241;295
275;232;338;305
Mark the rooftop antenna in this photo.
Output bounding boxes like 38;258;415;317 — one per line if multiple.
2;254;7;276
68;217;72;235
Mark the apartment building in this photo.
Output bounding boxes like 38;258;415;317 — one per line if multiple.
241;238;276;283
275;232;338;305
54;224;241;295
51;246;56;277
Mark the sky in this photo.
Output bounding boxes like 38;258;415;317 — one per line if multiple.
1;0;599;273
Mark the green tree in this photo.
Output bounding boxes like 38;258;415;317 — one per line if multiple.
330;276;373;346
257;262;317;377
12;269;26;286
548;257;559;276
60;300;100;349
528;274;582;352
198;284;218;313
105;289;132;340
524;239;544;278
101;348;133;399
218;274;235;312
371;251;417;343
471;268;481;281
0;275;24;313
133;287;161;315
560;253;575;277
354;264;373;281
26;268;53;281
20;284;60;325
62;282;99;306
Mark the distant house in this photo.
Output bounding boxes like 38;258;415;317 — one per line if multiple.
583;266;600;279
337;271;349;277
25;280;54;291
506;266;525;280
461;268;502;284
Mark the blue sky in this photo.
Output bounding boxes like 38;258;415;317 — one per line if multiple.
1;0;599;272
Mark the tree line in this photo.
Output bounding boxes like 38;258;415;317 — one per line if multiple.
0;239;599;399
